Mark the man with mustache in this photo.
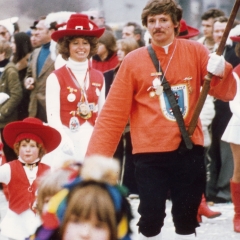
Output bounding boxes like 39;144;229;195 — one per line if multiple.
86;0;236;239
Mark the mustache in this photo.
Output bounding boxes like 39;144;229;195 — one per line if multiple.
153;29;163;34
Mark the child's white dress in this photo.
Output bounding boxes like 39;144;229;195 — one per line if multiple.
0;161;42;240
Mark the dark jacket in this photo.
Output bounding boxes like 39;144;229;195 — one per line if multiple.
0;62;22;128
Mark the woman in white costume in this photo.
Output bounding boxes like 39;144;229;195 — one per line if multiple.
45;14;105;169
222;34;240;233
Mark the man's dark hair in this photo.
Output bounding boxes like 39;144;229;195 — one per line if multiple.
213;16;228;25
201;8;225;20
141;0;182;36
30;20;39;30
124;21;145;47
125;22;142;36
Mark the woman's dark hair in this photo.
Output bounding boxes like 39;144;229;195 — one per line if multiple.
98;30;117;56
12;32;32;64
141;0;182;36
58;36;98;60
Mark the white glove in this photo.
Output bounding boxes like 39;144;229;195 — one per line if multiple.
207;52;225;77
0;92;10;104
61;136;74;156
24;77;35;90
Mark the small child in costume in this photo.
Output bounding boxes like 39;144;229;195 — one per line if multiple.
30;155;132;240
35;160;81;217
0;117;61;240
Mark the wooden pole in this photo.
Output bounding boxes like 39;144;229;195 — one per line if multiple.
187;0;240;136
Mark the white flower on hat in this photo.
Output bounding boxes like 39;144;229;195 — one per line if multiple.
44;11;76;29
45;11;76;62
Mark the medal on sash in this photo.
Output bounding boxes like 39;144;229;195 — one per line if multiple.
69;111;80;132
67;66;92;121
77;101;92;119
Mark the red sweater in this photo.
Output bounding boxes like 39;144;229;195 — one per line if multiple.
92;53;119;73
86;39;236;157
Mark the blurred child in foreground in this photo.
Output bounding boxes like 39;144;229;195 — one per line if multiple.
30;155;133;240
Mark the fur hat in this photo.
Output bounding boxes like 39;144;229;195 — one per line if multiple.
51;13;105;42
81;155;120;185
3;117;61;153
0;17;18;36
178;19;199;39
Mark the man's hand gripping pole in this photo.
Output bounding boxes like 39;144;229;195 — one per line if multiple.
187;0;240;137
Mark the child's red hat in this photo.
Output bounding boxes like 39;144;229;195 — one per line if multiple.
230;35;240;42
3;117;61;153
178;19;199;39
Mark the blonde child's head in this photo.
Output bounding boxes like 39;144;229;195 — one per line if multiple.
36;163;80;216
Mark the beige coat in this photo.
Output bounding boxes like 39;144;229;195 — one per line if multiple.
25;47;55;119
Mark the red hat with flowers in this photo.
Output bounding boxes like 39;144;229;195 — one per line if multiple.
3;117;61;153
51;13;105;42
178;19;199;39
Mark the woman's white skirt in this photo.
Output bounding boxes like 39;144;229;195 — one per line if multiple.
222;115;240;145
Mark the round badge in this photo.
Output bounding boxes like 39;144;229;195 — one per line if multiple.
149;91;156;98
67;93;76;102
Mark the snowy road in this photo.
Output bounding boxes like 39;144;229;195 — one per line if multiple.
0;193;239;240
130;199;239;240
